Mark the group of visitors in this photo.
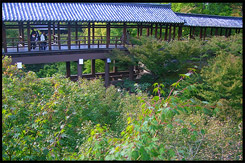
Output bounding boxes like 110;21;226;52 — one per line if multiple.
30;28;47;50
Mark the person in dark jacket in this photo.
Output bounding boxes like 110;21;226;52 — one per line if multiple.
30;33;36;50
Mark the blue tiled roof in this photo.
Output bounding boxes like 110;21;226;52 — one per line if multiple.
2;3;184;24
176;13;243;28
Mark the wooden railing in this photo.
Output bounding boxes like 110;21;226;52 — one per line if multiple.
2;35;123;53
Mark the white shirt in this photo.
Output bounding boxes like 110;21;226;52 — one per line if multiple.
40;34;45;41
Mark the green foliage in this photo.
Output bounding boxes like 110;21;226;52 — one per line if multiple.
198;52;242;121
83;59;105;74
170;3;242;17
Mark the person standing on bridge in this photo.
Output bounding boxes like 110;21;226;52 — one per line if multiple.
40;31;47;50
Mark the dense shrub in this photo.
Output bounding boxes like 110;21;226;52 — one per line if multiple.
2;57;142;160
198;52;243;121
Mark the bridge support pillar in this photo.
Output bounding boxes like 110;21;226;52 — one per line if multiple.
66;62;70;78
105;59;110;87
77;61;83;79
91;59;95;77
129;65;134;81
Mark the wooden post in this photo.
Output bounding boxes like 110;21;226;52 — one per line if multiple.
22;22;25;47
18;22;22;44
140;23;143;36
199;27;202;40
164;25;168;41
129;65;134;80
48;22;52;50
228;28;232;36
147;26;149;36
75;22;78;44
155;24;158;38
77;61;82;79
168;25;172;41
150;24;153;36
57;22;61;50
225;28;228;37
92;22;95;44
68;22;71;50
172;25;176;40
203;27;206;40
220;28;222;36
106;23;110;48
123;23;126;46
137;24;139;38
189;26;192;39
113;60;117;73
178;26;182;40
210;28;213;36
2;22;7;53
105;59;110;87
53;22;55;43
66;62;70;78
88;22;91;48
192;27;195;38
27;22;31;51
238;29;240;33
91;59;95;77
159;24;162;39
215;27;218;36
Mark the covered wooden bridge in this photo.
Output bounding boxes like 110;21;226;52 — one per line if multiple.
2;3;243;86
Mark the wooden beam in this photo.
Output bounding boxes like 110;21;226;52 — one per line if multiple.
88;22;91;48
92;22;95;44
68;22;71;50
164;25;168;41
210;28;213;36
57;22;61;50
172;25;176;40
77;61;82;79
199;27;202;40
178;26;182;40
66;61;70;78
106;23;110;48
123;23;127;46
220;28;223;36
238;29;240;33
48;22;52;50
2;22;7;53
105;59;110;87
168;25;172;41
91;59;95;77
27;22;31;51
155;24;158;38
